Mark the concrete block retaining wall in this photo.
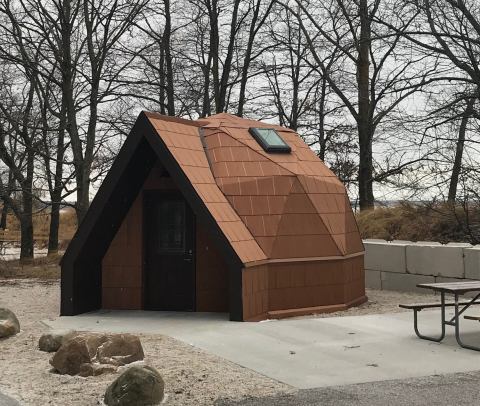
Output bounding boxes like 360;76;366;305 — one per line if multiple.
363;240;480;293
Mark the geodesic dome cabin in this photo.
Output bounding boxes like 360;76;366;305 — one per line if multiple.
61;112;366;321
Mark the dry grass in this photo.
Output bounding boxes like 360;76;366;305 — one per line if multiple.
0;208;72;279
0;253;61;279
3;201;478;281
356;202;480;244
1;207;76;246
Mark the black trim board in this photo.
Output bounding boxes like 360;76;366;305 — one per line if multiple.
61;112;244;321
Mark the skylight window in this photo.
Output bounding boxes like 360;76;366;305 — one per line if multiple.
249;127;291;153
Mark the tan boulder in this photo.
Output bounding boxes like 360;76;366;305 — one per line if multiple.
38;330;77;352
50;332;144;376
50;335;97;375
97;334;144;366
0;308;20;338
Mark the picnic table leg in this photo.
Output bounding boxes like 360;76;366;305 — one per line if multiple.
454;293;480;351
413;292;446;342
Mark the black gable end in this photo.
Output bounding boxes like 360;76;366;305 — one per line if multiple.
61;113;157;315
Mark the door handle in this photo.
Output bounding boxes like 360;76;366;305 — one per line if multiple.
184;249;193;261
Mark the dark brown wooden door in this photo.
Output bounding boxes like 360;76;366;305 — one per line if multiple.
144;192;195;311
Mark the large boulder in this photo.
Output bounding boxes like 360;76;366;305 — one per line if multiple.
50;334;101;375
97;334;144;366
104;365;165;406
50;333;144;376
0;308;20;338
38;330;76;352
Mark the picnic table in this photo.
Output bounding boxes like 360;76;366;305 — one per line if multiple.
400;281;480;351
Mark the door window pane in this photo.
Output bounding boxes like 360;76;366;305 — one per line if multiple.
156;200;185;253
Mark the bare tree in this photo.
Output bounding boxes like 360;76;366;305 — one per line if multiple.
0;5;43;260
387;0;480;201
19;0;148;222
274;0;436;210
447;97;476;202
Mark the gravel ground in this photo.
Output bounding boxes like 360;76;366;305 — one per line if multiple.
0;280;439;405
0;280;290;405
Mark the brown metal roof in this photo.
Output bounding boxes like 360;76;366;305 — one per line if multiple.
145;111;363;265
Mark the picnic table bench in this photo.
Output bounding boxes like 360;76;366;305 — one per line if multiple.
399;301;476;311
400;281;480;351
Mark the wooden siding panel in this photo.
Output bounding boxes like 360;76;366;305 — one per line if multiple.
242;255;365;321
196;227;229;312
101;193;143;309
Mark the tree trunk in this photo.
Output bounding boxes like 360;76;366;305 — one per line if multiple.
238;0;273;116
48;200;60;255
0;170;14;229
77;78;99;223
61;0;87;223
159;42;166;115
207;0;220;114
217;0;240;113
201;1;217;117
20;161;34;263
238;1;260;117
48;103;67;255
163;0;175;116
318;77;327;161
289;47;300;130
448;97;474;202
75;173;90;224
358;127;374;210
0;201;7;230
357;0;374;210
19;211;33;263
202;54;213;117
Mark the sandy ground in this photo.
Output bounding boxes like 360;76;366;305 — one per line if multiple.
0;280;438;405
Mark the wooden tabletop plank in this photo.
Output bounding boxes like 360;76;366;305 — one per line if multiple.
417;281;480;293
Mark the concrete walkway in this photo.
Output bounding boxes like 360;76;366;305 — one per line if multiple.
45;309;480;389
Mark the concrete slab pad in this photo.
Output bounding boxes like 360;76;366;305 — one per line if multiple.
45;309;480;389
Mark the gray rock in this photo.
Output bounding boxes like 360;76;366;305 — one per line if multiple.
50;333;144;376
38;330;76;352
0;308;20;338
104;365;164;406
